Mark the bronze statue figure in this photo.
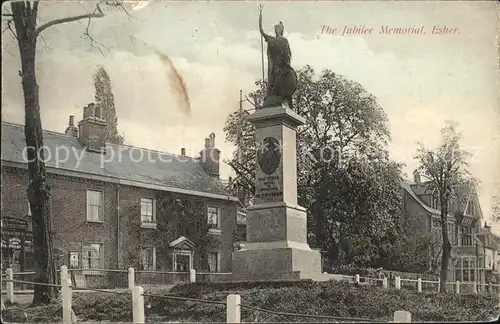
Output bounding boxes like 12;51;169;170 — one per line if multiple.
258;5;297;109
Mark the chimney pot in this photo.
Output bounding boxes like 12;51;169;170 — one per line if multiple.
78;105;107;153
199;134;220;178
209;133;215;147
83;106;90;119
181;148;186;156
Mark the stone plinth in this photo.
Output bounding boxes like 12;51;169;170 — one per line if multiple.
231;104;326;281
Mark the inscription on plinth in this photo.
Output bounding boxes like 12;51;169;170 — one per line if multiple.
255;136;284;203
255;175;283;201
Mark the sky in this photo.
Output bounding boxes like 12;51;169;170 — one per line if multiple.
2;1;499;231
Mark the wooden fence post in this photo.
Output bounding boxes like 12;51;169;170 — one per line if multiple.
61;265;72;324
190;269;196;283
132;286;145;323
382;277;388;289
472;281;477;294
128;268;135;290
355;274;360;284
417;278;422;293
226;294;241;323
455;281;460;294
437;278;440;292
6;268;14;304
395;276;401;290
393;310;411;323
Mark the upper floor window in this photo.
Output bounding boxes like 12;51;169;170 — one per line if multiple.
430;194;440;210
461;226;473;246
86;190;103;222
431;219;455;245
207;206;220;230
140;198;156;228
467;201;475;216
431;218;441;229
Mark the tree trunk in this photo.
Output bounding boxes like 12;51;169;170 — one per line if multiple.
12;1;57;304
439;194;451;293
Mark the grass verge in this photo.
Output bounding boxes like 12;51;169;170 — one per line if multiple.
1;281;498;322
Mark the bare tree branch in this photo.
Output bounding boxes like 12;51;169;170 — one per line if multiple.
39;33;51;50
2;18;18;41
35;3;104;37
83;17;110;55
245;95;257;108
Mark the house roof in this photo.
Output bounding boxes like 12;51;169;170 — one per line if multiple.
402;179;483;221
401;180;442;215
477;227;500;249
1;122;236;201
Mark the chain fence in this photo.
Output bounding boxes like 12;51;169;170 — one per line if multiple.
2;268;499;323
140;290;392;323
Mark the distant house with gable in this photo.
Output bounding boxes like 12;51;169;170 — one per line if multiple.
401;171;486;292
477;223;500;285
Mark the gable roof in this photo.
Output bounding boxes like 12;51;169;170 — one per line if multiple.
169;236;195;248
477;227;500;250
401;180;441;215
402;179;483;221
1;122;237;201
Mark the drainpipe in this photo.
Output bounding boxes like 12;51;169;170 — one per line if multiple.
117;184;121;268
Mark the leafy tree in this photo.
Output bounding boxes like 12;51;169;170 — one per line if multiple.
224;65;403;268
415;122;475;292
2;0;129;304
94;66;124;144
380;231;442;274
319;151;404;267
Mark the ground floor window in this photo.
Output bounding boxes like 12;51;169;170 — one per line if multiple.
82;243;103;274
452;256;477;282
1;232;34;272
172;251;192;272
207;251;219;272
140;246;156;270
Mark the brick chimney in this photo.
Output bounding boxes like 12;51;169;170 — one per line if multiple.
65;115;78;137
181;148;186;156
199;133;220;177
78;103;107;153
413;170;421;184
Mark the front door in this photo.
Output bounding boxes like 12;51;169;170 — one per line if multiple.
175;254;191;272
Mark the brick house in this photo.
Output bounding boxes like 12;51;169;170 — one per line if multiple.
401;171;485;291
1;104;239;276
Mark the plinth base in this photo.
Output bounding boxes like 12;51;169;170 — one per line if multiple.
230;243;331;281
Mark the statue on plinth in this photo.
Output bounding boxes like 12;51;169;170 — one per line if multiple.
258;5;297;109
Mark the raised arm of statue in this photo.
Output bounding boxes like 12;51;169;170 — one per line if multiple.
258;5;271;42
